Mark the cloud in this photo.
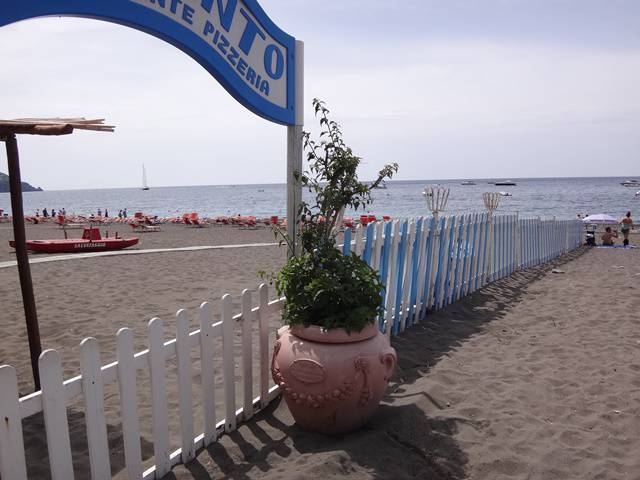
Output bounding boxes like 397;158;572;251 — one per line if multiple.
1;6;639;190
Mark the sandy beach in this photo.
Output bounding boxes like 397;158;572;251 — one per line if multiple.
0;222;287;389
1;223;639;479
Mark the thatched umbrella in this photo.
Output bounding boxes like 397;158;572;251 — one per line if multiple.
0;118;114;389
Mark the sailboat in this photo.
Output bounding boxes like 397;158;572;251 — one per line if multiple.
142;164;150;191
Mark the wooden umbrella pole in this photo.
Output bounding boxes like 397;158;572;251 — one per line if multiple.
5;133;42;389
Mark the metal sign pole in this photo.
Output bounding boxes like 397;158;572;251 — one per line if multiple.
286;40;304;257
4;134;41;389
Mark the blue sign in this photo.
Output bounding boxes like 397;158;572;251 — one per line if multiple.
0;0;296;125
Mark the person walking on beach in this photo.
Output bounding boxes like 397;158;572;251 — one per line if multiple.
104;209;109;218
42;208;48;218
123;208;127;218
97;208;102;217
620;211;633;247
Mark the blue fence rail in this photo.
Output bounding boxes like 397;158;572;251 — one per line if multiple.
344;214;582;337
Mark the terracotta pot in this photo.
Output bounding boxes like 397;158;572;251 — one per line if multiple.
271;323;397;434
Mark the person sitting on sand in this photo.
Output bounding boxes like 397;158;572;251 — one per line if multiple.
620;211;633;247
601;227;618;246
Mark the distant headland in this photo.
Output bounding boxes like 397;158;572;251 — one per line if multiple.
0;171;43;192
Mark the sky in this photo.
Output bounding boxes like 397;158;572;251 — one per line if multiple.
1;0;639;190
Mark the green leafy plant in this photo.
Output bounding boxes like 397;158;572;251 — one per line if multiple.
274;99;398;332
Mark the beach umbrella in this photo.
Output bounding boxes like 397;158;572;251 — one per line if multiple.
582;214;618;224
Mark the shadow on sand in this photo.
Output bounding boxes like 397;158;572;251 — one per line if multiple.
163;248;586;479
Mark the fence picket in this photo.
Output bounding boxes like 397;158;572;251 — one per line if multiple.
363;222;375;265
414;216;431;321
423;216;439;314
451;215;467;302
258;284;270;409
496;216;502;279
461;214;475;298
116;328;143;480
176;310;195;463
372;221;385;271
435;216;452;309
443;216;459;307
383;221;400;337
503;216;509;275
0;366;28;480
354;224;364;256
241;289;254;420
400;220;416;332
148;317;171;477
392;220;409;335
477;213;487;289
80;338;112;480
378;221;393;331
407;217;425;325
471;214;484;291
38;350;74;480
221;294;236;432
342;227;352;255
198;302;217;445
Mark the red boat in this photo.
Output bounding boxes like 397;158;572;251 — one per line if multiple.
9;227;139;254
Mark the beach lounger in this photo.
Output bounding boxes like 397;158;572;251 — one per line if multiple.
190;212;210;228
238;215;258;230
129;222;160;233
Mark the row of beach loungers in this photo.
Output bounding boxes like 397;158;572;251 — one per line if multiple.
4;212;394;230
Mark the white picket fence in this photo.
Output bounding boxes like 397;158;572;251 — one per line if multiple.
0;286;284;480
0;214;582;479
343;214;582;336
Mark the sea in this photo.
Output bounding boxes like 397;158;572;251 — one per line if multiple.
1;177;638;221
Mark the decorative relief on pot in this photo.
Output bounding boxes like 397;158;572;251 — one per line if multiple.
288;359;327;384
354;357;373;407
272;361;356;409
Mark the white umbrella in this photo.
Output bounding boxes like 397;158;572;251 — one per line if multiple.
582;214;618;225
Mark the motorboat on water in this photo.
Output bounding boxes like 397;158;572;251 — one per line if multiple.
499;191;512;197
494;180;517;186
461;180;476;185
621;179;640;187
9;227;138;254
